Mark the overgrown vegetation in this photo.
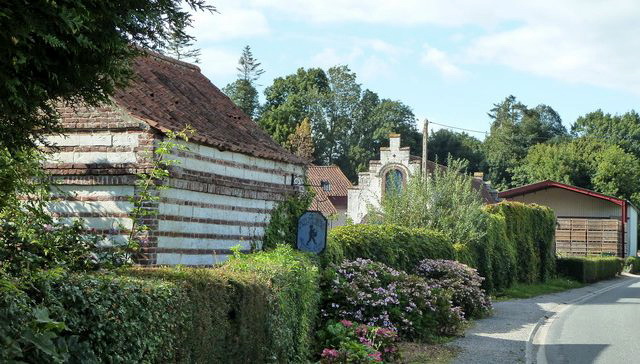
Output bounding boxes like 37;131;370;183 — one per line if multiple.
625;256;640;274
262;191;314;250
1;246;321;363
556;256;624;283
374;158;488;246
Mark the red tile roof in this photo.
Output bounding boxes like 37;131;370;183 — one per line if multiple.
307;165;352;197
307;165;352;216
113;52;304;165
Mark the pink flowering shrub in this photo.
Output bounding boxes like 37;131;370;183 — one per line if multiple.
415;259;492;319
317;320;399;363
322;259;465;340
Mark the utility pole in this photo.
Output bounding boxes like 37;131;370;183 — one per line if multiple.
422;118;429;179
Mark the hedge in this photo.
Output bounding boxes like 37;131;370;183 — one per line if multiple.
557;256;624;283
484;202;556;285
625;256;640;274
321;224;456;271
1;271;186;363
0;246;321;363
321;202;556;295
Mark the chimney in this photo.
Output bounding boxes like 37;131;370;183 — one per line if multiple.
389;133;401;151
473;172;484;180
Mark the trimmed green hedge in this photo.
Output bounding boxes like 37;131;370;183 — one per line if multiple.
0;246;321;363
470;211;517;294
321;202;556;295
322;224;456;272
625;256;640;274
484;202;556;285
557;256;624;283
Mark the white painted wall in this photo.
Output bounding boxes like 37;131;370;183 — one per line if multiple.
157;139;304;265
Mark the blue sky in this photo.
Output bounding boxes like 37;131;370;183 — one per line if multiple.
190;0;640;138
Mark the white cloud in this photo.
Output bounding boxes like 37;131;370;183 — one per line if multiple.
421;45;465;79
198;48;240;82
198;0;640;94
191;4;269;42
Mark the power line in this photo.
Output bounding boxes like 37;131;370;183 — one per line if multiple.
427;121;488;135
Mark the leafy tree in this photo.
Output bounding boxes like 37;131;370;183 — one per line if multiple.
428;129;485;172
0;0;214;154
287;118;315;162
0;0;213;202
484;95;567;189
223;46;266;119
258;67;329;145
511;138;640;205
572;109;640;159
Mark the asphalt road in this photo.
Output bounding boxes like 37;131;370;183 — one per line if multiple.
535;275;640;364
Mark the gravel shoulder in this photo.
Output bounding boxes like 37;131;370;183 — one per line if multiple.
448;276;631;364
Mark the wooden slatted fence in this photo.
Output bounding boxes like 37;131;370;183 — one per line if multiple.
555;218;622;256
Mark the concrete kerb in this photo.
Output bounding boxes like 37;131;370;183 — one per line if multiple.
525;275;633;364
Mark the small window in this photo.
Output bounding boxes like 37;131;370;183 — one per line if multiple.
320;180;331;192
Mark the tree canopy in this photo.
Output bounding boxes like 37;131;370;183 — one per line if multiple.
0;0;214;154
428;129;485;173
258;66;420;180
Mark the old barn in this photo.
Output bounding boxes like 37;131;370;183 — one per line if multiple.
44;52;305;265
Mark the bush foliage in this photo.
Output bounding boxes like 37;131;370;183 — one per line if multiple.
322;224;455;271
317;320;400;363
322;259;465;341
483;202;556;285
625;256;640;274
415;259;492;319
262;192;313;250
557;256;624;283
0;246;321;363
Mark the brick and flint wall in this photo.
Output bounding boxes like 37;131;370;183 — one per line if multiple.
45;104;304;265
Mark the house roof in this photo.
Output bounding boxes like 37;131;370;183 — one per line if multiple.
307;165;352;198
499;180;626;206
307;165;352;216
113;52;304;165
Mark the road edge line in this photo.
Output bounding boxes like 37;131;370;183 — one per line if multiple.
525;276;632;364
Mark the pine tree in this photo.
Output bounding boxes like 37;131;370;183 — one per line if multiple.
287;118;315;162
223;45;265;119
237;45;265;82
164;29;201;63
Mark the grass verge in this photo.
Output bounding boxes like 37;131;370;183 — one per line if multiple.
493;277;584;301
398;342;460;364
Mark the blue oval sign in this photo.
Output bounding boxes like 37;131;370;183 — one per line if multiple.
296;211;327;254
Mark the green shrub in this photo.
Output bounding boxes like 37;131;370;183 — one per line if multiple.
1;246;320;363
129;245;321;363
0;270;184;363
484;202;556;284
557;256;624;283
322;224;456;271
262;192;313;250
625;256;640;274
471;212;517;294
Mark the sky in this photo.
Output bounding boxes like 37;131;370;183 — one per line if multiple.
189;0;640;138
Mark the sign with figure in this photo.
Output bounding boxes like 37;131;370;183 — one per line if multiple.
296;211;327;254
